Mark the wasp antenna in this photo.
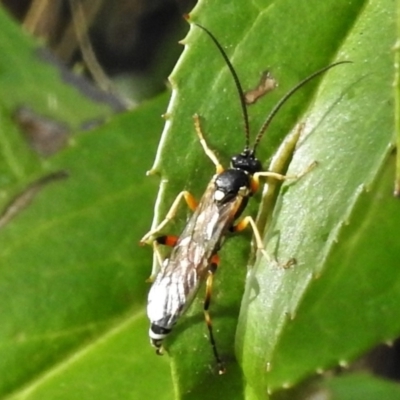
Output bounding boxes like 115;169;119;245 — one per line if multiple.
252;60;352;153
194;23;251;150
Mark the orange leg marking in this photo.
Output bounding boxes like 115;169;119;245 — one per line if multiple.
155;235;179;247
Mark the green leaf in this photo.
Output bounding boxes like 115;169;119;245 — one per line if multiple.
145;0;397;398
394;0;400;196
0;93;174;398
236;0;397;397
0;8;173;399
315;373;400;400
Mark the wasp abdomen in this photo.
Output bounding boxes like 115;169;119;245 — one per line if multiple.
149;323;172;352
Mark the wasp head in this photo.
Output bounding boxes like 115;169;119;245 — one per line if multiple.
230;148;262;175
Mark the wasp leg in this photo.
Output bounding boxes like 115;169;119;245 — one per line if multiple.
232;216;272;262
140;191;198;244
193;114;224;174
155;235;179;247
233;216;297;267
252;161;317;192
251;123;315;191
204;254;226;375
256;162;317;181
146;235;179;282
254;123;305;238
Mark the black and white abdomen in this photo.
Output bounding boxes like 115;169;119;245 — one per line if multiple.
147;257;201;351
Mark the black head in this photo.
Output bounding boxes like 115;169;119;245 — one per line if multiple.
231;148;262;175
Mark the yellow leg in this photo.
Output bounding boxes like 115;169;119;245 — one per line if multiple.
140;191;197;244
251;122;315;188
249;123;316;266
233;216;271;262
146;241;164;282
255;123;306;236
234;216;296;267
253;161;317;186
193;114;224;174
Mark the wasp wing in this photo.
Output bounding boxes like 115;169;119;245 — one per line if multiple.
147;178;244;329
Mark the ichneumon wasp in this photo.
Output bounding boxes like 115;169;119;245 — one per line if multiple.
140;22;348;374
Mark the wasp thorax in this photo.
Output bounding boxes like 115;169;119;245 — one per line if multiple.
231;150;262;174
214;169;251;203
